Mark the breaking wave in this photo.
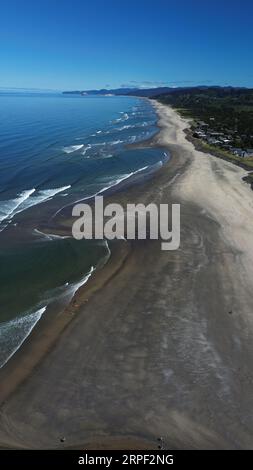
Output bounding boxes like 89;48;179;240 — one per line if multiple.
63;144;84;153
0;263;99;368
0;185;71;232
0;306;46;368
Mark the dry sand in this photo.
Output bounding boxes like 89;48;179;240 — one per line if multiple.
0;102;253;449
156;101;253;288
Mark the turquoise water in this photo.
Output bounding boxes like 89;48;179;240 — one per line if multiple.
0;93;168;366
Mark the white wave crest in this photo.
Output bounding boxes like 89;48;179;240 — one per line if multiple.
63;144;84;154
0;306;46;368
111;139;124;145
33;228;71;241
82;144;92;155
114;113;129;123
68;266;95;298
0;189;36;224
53;165;150;219
0;185;71;232
118;124;135;131
94;165;150;196
0;263;97;368
12;185;71;216
41;266;96;306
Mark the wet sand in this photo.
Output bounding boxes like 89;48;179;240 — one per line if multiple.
1;102;253;449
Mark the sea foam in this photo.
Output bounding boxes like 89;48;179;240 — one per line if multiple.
0;185;71;232
63;144;84;154
0;306;46;368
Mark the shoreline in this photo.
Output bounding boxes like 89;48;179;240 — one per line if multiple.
0;239;131;406
0;97;163;372
0;98;173;404
1;102;253;449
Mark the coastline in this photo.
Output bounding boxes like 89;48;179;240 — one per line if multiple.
0;239;131;405
0;98;174;409
1;102;253;449
0;96;163;371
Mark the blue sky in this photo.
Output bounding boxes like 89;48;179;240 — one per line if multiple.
1;0;253;90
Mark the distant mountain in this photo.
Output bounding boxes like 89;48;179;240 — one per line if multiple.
62;88;139;96
62;90;84;95
62;86;250;99
126;87;175;97
128;85;249;98
62;87;174;97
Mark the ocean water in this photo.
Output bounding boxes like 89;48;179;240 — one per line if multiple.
0;93;168;366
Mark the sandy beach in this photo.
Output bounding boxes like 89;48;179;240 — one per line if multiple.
1;102;253;449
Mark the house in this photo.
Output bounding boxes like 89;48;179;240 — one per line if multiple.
232;148;247;157
221;138;232;144
197;121;209;128
207;137;221;145
246;149;253;157
209;131;224;137
193;130;207;139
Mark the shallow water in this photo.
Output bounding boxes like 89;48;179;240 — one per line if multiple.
0;93;168;366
